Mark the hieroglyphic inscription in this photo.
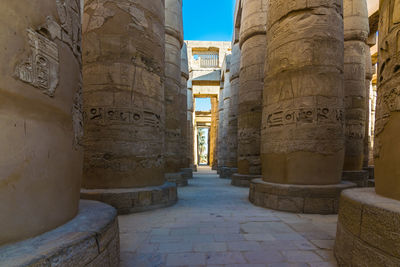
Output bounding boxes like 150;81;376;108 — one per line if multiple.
15;29;59;97
266;107;344;128
84;107;161;128
72;82;83;147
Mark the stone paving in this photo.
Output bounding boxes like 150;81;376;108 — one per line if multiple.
119;166;338;267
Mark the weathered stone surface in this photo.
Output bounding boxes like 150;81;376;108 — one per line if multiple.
218;82;226;169
0;200;119;267
0;0;83;245
231;174;261;188
334;188;400;266
374;0;400;201
222;55;232;167
81;182;178;214
165;0;185;174
82;0;165;188
262;0;345;185
343;0;369;172
249;179;355;214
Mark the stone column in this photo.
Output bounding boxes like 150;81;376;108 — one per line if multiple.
211;97;219;169
180;43;192;179
187;79;195;170
374;0;400;201
217;82;225;173
250;0;355;214
363;44;374;174
164;0;185;182
230;43;246;186
235;0;266;184
220;55;233;179
0;1;119;265
335;3;400;263
341;0;370;187
81;0;177;214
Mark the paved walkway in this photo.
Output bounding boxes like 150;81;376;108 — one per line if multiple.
119;166;338;267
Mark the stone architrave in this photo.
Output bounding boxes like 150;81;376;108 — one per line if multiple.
164;0;185;176
251;0;356;214
374;0;400;201
342;0;370;186
236;0;266;182
0;0;83;245
81;0;177;213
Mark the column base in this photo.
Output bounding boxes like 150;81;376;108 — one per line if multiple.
342;170;369;187
334;188;400;266
180;168;193;179
165;172;188;187
81;182;178;214
363;166;375;186
211;165;218;171
219;167;238;179
249;179;356;214
0;200;119;267
231;174;261;187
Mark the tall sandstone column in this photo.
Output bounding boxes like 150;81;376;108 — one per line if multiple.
217;82;225;173
341;0;370;186
0;0;83;246
374;0;400;200
250;0;355;214
220;55;233;178
235;0;266;184
211;97;219;169
180;43;193;179
226;45;240;178
187;79;195;169
334;2;400;264
81;0;177;214
164;0;185;179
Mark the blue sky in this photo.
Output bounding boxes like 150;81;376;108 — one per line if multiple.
183;0;235;41
195;98;212;111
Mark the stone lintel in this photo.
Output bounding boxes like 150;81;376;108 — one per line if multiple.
81;182;178;215
0;200;119;267
219;167;238;179
231;173;261;187
249;179;356;214
334;188;400;266
342;170;369;187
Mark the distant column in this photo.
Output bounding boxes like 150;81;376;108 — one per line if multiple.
217;82;225;173
341;0;370;186
236;0;267;184
187;79;195;170
230;43;245;186
211;97;219;169
220;55;233;179
81;0;177;213
250;0;355;214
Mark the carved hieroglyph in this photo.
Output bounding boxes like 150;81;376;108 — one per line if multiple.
237;0;267;175
374;0;400;200
15;29;59;97
82;0;166;188
262;0;345;185
343;0;369;171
